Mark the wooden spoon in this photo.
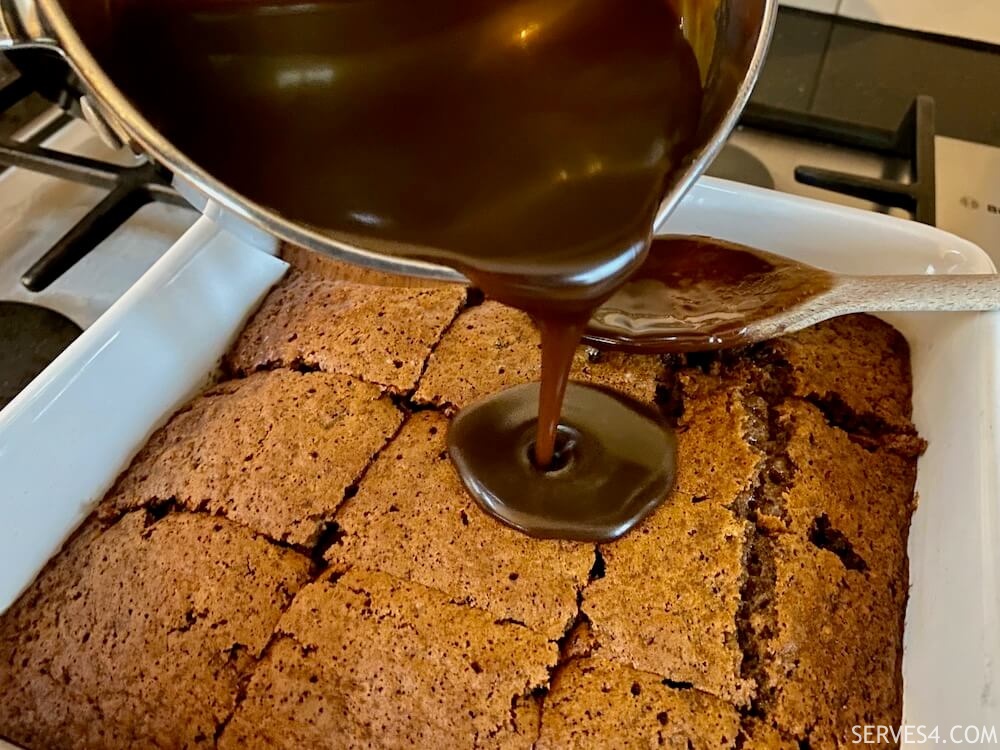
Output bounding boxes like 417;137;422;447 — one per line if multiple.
583;236;1000;353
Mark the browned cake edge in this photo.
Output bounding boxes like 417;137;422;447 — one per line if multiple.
726;333;919;745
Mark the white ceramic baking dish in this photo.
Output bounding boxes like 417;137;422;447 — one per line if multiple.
0;176;997;747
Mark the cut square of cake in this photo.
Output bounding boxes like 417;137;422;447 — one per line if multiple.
219;569;556;749
103;370;403;546
0;512;311;749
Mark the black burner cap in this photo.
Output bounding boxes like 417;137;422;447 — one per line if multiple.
0;301;82;410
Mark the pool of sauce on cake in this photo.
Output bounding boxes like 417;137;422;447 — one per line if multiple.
449;382;677;541
100;0;736;541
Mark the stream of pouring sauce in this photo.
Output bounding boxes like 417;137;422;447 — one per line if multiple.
101;0;707;540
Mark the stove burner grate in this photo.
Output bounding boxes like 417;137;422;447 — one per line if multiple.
0;52;190;292
0;139;190;291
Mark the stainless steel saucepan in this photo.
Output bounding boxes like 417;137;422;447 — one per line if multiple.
0;0;776;281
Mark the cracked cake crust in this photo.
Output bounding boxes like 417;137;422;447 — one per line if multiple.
220;569;555;749
327;411;595;641
582;369;761;706
414;301;662;410
102;370;404;546
0;512;311;750
227;272;467;393
537;656;741;749
0;255;922;750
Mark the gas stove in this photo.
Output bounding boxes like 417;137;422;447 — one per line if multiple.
1;12;999;410
0;103;198;408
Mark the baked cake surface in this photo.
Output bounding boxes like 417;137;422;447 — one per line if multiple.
0;512;310;749
581;368;763;705
414;301;662;408
0;248;923;749
220;569;554;749
103;369;403;545
227;272;466;393
327;410;594;640
536;656;740;749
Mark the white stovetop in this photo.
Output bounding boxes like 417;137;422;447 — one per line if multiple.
780;0;1000;47
936;137;1000;265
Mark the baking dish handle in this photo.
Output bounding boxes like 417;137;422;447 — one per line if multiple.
0;215;286;613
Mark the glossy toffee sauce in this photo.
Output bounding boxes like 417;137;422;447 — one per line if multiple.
101;0;704;541
448;382;677;541
585;236;835;352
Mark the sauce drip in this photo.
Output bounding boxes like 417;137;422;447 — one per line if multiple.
585;236;835;352
533;315;587;468
98;0;706;540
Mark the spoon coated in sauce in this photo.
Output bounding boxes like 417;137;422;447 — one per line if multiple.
584;236;835;352
586;235;1000;354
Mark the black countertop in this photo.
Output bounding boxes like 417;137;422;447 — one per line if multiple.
753;8;1000;147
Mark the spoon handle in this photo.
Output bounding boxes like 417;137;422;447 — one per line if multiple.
837;274;1000;312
